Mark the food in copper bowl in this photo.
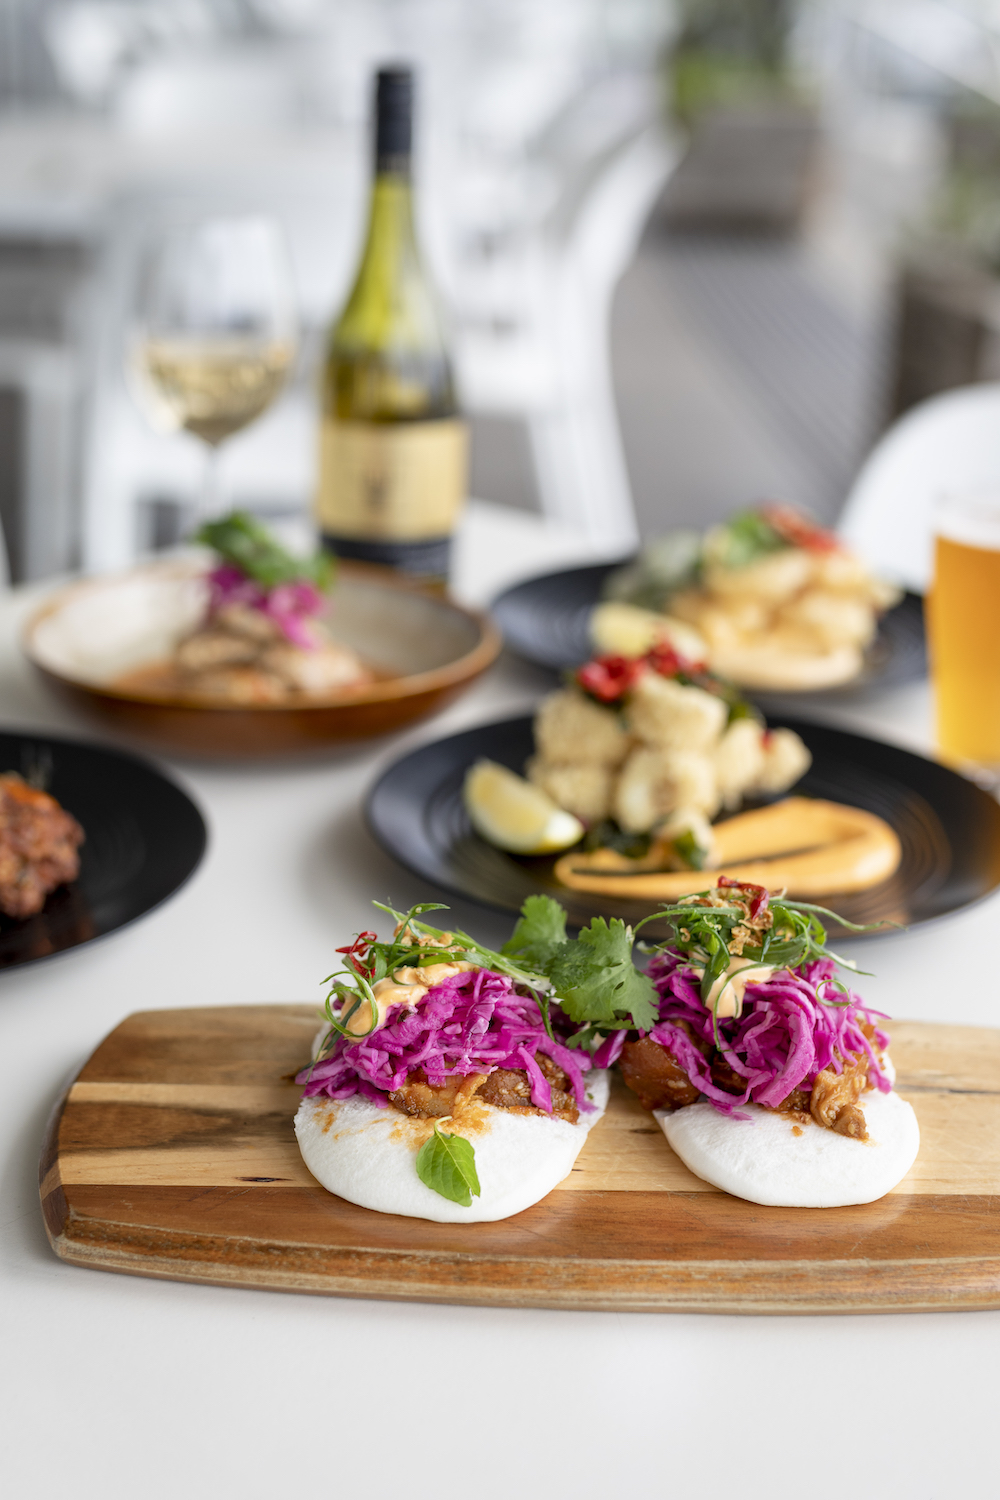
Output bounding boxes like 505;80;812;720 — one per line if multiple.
23;515;500;757
116;512;371;706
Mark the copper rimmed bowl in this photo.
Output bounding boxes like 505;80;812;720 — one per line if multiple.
23;558;501;758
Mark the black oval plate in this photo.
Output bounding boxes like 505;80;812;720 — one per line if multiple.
0;730;207;971
366;715;1000;942
491;562;927;703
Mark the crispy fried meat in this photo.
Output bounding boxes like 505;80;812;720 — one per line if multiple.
479;1052;579;1122
809;1052;872;1140
0;774;84;919
387;1053;580;1124
620;1023;881;1140
619;1034;701;1112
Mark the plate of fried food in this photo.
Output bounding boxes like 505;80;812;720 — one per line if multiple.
492;504;925;702
0;730;205;970
23;513;500;758
367;636;1000;942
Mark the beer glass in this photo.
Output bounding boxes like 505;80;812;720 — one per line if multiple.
927;491;1000;776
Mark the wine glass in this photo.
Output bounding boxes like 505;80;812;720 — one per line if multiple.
130;215;297;524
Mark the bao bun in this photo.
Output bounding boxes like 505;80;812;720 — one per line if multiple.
658;1088;919;1208
295;1070;609;1223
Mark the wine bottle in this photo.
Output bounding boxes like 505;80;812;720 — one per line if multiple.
316;66;467;584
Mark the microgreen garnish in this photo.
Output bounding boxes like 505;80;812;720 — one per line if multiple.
196;510;334;591
502;895;657;1034
646;880;893;1044
316;900;552;1050
415;1126;481;1206
672;828;707;870
651;883;883;976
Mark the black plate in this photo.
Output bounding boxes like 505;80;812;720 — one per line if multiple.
366;715;1000;942
0;730;207;971
491;562;927;702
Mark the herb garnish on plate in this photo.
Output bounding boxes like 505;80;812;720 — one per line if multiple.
197;510;334;591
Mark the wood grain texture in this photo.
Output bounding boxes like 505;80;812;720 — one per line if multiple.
39;1005;1000;1314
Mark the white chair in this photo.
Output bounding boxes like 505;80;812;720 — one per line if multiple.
838;383;1000;593
0;339;79;582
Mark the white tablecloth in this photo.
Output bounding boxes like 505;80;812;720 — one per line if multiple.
2;502;996;1497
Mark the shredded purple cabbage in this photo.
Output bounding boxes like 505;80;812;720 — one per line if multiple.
646;951;891;1115
593;1031;627;1069
207;563;325;649
297;967;593;1114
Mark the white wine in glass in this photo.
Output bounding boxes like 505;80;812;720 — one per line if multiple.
132;216;297;519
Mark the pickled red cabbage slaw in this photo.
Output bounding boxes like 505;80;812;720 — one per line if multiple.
207;563;325;649
297;966;594;1114
642;950;891;1114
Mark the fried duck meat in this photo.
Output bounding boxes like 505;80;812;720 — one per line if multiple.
619;1031;878;1139
0;773;84;919
388;1052;580;1125
619;1035;701;1112
808;1052;872;1140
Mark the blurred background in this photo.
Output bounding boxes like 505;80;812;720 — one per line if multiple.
3;0;1000;584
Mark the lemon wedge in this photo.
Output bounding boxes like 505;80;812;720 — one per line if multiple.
590;601;707;663
463;759;584;854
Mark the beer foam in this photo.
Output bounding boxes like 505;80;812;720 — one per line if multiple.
935;492;1000;552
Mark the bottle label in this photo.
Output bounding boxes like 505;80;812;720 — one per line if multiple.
316;418;468;541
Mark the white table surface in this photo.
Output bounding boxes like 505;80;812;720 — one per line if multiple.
2;501;998;1498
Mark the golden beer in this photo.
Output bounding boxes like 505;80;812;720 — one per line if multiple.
928;500;1000;768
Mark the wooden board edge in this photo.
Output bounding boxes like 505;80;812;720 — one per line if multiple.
44;1208;1000;1315
38;1087;69;1247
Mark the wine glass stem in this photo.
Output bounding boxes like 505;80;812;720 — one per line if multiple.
198;441;223;525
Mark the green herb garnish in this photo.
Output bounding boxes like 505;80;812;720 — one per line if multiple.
317;900;552;1051
705;509;788;571
652;891;881;980
196;510;334;591
602;529;703;611
672;829;707;870
584;821;652;859
416;1125;481;1207
648;887;893;1046
502;895;657;1035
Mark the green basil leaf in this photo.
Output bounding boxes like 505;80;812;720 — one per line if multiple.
196;510;334;591
415;1127;481;1207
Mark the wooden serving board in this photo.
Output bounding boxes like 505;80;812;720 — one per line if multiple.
39;1005;1000;1315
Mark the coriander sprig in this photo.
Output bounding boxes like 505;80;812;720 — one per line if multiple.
502;895;658;1034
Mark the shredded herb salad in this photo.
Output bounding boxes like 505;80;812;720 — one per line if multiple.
196;511;335;648
297;885;891;1206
